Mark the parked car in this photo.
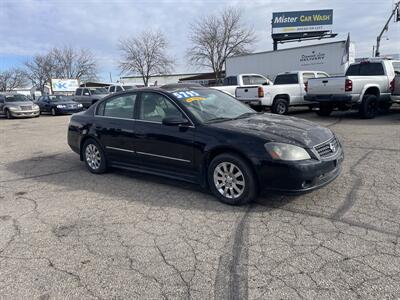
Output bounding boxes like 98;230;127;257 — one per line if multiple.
0;93;40;119
68;84;343;205
235;71;329;114
108;84;138;93
212;74;272;96
73;87;109;108
391;74;400;104
305;59;400;118
36;95;84;115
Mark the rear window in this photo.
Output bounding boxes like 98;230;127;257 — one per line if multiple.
393;62;400;75
274;74;298;85
223;76;238;86
346;63;385;76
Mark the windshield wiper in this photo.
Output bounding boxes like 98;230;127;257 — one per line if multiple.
205;117;233;123
233;112;258;120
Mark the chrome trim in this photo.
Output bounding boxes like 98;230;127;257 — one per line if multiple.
95;115;134;121
105;146;135;153
313;136;335;148
136;151;191;163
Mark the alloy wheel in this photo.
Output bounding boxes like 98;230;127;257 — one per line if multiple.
276;102;286;114
85;144;101;170
213;162;245;199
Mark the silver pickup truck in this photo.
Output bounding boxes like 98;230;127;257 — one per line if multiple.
305;59;400;118
391;74;400;103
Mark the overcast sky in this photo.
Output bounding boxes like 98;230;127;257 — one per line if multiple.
0;0;399;81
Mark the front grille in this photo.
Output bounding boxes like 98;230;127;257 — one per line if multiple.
20;106;32;110
314;136;339;158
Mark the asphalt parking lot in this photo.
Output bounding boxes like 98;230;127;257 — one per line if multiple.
0;108;400;299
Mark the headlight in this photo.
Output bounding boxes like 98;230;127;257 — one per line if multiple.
56;104;66;108
77;103;83;107
33;104;39;109
9;106;20;111
265;142;311;161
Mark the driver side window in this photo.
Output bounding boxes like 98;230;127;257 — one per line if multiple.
139;93;183;123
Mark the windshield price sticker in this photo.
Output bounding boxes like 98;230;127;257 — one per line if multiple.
173;91;201;99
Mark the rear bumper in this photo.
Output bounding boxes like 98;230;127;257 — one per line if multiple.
253;148;344;193
304;94;357;103
391;95;400;103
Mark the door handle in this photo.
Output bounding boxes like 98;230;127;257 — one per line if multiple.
244;89;248;92
322;80;328;83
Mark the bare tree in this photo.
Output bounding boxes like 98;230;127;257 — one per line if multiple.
25;46;98;92
0;68;28;92
119;31;174;86
24;53;55;93
187;8;255;81
51;46;98;81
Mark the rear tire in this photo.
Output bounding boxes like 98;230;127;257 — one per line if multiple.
359;95;378;119
82;139;107;174
316;103;333;116
208;153;257;205
271;98;289;115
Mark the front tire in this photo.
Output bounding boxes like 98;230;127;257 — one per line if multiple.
208;153;257;205
82;139;107;174
5;109;12;119
359;94;377;119
271;98;289;115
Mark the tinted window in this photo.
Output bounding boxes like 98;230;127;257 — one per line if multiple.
101;94;136;119
139;93;182;123
83;89;90;95
360;63;384;76
75;88;82;96
223;76;238;86
302;73;315;83
392;62;400;75
109;86;115;93
116;86;123;92
345;64;360;76
4;94;30;102
0;97;4;103
274;74;299;85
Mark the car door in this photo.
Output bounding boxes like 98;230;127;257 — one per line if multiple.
41;96;51;112
134;91;196;179
94;93;138;165
300;72;316;103
0;96;5;114
82;88;92;107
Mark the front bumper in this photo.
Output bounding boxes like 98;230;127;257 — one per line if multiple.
57;107;84;114
10;110;40;118
253;148;344;193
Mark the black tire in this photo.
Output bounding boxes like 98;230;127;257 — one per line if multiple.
5;109;12;119
316;103;333;116
51;108;57;116
271;98;289;115
82;139;107;174
359;94;378;119
208;153;257;205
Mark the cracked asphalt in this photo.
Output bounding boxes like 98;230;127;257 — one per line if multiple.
0;108;399;299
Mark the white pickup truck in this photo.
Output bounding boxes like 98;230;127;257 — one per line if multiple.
235;71;329;114
391;74;400;103
212;74;272;96
305;59;400;118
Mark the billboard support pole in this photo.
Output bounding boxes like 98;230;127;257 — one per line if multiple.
273;40;278;51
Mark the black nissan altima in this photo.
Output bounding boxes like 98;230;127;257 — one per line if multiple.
67;84;343;205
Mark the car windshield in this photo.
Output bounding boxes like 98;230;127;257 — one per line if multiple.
90;88;108;94
4;94;30;102
171;89;255;123
48;95;69;102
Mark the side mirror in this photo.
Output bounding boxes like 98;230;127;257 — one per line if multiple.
162;116;190;126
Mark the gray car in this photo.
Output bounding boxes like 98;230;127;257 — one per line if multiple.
73;87;109;108
0;93;40;119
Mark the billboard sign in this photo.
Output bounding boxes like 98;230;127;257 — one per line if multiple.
272;9;333;35
51;79;80;92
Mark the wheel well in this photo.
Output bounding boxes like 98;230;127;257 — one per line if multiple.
205;147;258;188
273;94;290;104
363;87;380;98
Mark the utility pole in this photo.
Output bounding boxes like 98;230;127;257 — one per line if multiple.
375;1;400;57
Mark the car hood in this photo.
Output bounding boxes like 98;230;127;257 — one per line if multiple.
52;101;79;105
6;101;35;106
209;113;333;148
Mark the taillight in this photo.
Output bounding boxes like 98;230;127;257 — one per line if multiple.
258;86;264;98
390;78;395;93
345;79;353;92
304;82;308;92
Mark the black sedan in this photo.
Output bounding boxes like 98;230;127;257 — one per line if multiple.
36;95;84;115
67;85;343;205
